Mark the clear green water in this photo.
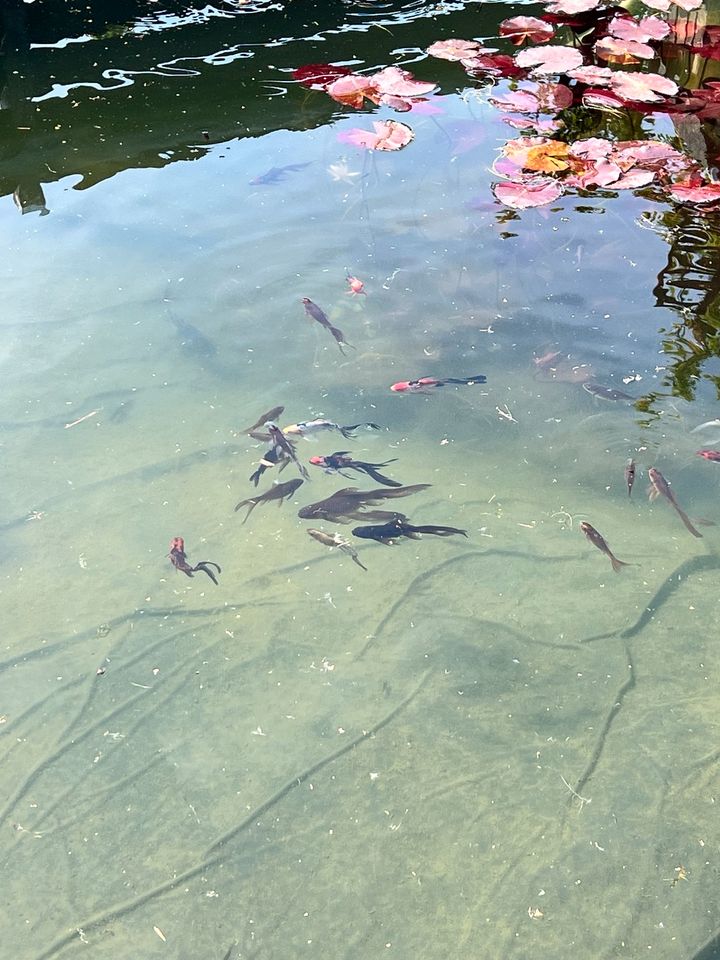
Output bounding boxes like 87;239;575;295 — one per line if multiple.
2;3;720;959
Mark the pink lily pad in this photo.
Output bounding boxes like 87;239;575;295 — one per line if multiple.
489;89;543;112
503;117;564;133
669;181;720;203
515;45;584;75
338;120;414;151
426;38;483;61
568;65;613;85
545;0;601;13
570;137;613;160
608;15;670;42
595;36;655;62
499;16;554;45
326;74;377;109
371;66;437;99
608;71;679;102
612;169;656;189
493;177;564;209
490;81;572;113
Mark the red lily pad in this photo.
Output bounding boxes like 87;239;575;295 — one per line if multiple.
292;63;352;89
499;16;554;45
338;120;414;151
462;53;526;78
493;177;564;209
515;45;584;74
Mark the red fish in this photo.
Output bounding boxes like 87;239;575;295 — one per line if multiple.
390;374;486;393
697;449;720;461
168;537;221;584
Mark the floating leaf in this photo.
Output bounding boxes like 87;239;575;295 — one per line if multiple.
568;65;613;85
644;0;701;9
503;116;564;134
612;168;656;189
426;38;483;61
325;74;377;109
570;137;614;160
493;177;564;208
338;120;414;151
608;15;670;42
515;45;584;74
371;66;437;99
499;16;554;45
595;36;655;63
489;89;543;112
462;53;526;78
545;0;601;13
609;70;678;102
292;63;352;89
669;181;720;204
689;42;720;61
490;81;572;113
525;140;571;172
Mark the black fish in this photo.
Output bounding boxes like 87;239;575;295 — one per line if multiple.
580;521;630;572
249;163;311;185
234;478;303;523
267;423;310;480
168;311;216;357
301;298;354;354
309;452;402;487
582;383;635;402
298;484;431;523
243;405;285;434
249;443;290;487
352;517;468;544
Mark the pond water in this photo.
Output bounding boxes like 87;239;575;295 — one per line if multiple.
2;2;720;959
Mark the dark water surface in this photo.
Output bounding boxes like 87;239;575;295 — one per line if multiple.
2;2;720;959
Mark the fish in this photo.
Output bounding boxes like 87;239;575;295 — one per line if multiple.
533;350;563;370
579;522;630;573
690;419;720;434
390;375;487;393
624;458;636;498
298;484;431;523
249;443;290;487
267;423;310;480
647;467;702;538
307;528;368;571
243;405;285;434
346;276;366;296
168;312;217;357
582;383;636;402
309;451;401;487
249;162;311;185
168;537;222;584
283;419;380;440
234;478;303;523
697;449;720;461
352;517;468;545
301;298;354;354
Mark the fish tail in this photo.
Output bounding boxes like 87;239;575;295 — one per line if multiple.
362;466;402;487
339;425;358;439
610;556;631;573
444;376;487;385
677;507;703;538
411;525;468;537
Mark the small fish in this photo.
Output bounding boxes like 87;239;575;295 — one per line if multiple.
283;419;380;441
243;405;285;434
168;537;222;584
390;375;487;393
582;383;635;402
697;449;720;461
168;312;216;357
352;517;468;544
346;276;366;296
307;528;368;570
309;451;401;487
301;298;354;354
298;484;431;523
690;419;720;434
234;478;304;524
533;350;563;370
624;458;636;498
267;423;310;480
579;522;630;573
249;162;311;185
647;467;702;538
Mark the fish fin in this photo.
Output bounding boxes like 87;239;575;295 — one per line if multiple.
610;556;631;573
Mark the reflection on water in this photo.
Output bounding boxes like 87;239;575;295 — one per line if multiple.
1;3;720;960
